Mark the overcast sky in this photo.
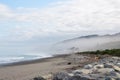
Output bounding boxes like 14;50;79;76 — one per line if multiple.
0;0;120;54
0;0;120;41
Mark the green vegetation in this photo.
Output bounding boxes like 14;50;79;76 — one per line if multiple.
76;49;120;56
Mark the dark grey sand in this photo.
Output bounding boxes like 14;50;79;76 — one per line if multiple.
0;54;101;80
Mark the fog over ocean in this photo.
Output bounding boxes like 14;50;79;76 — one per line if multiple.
0;32;120;64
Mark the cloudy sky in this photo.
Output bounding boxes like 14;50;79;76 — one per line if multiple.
0;0;120;54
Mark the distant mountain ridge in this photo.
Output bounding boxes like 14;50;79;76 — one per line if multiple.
61;32;120;43
61;34;99;43
52;32;120;54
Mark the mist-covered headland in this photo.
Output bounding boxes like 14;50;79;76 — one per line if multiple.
50;32;120;54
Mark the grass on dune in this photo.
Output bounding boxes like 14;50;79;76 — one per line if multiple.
76;49;120;57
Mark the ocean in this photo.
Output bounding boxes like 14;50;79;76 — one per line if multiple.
0;53;52;65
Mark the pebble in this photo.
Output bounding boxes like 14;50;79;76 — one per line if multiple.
53;72;70;80
104;63;114;68
116;63;120;67
35;57;120;80
94;64;104;69
97;68;114;74
84;64;93;69
113;66;120;72
105;77;115;80
33;76;46;80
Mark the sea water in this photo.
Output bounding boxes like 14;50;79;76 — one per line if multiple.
0;53;52;65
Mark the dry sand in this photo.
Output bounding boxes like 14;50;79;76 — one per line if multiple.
0;54;97;80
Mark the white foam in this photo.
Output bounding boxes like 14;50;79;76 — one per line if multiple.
0;56;25;64
0;53;52;64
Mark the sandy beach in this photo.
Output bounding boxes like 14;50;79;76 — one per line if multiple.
0;54;98;80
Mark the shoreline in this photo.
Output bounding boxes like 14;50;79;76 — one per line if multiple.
0;54;70;67
0;53;113;80
0;53;98;80
0;53;83;80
